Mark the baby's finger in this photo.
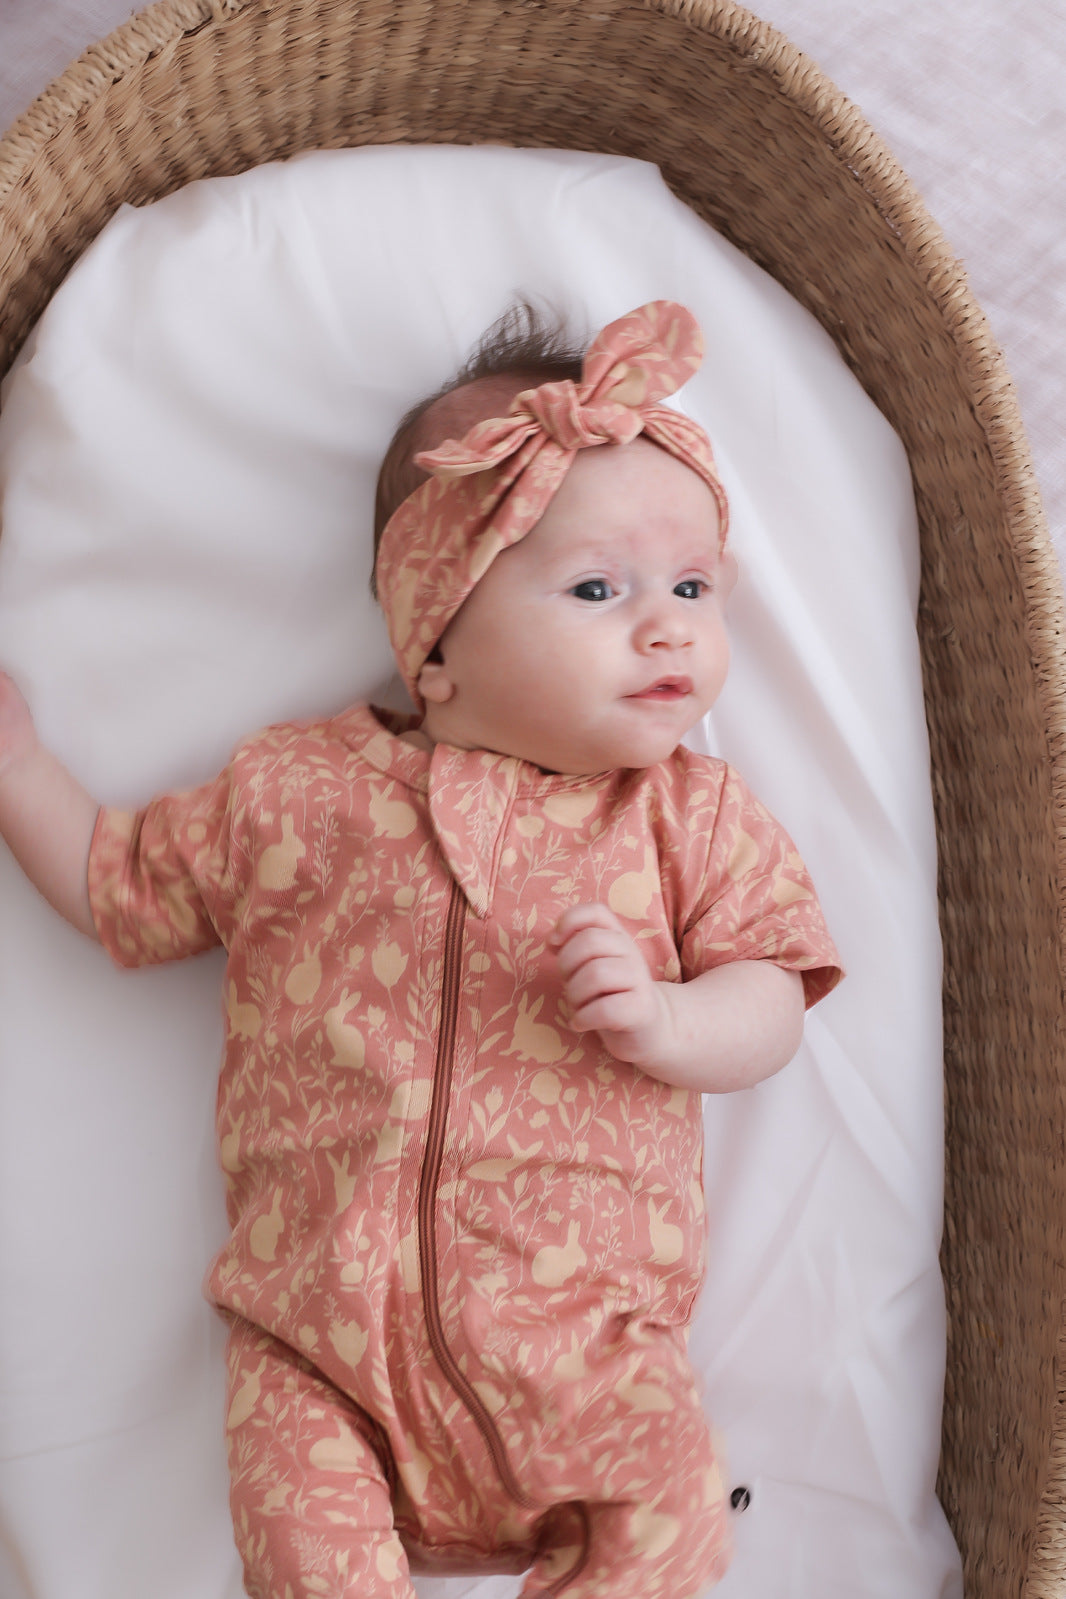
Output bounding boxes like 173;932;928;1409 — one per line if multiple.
553;923;632;979
563;954;637;1013
550;901;623;948
569;987;648;1037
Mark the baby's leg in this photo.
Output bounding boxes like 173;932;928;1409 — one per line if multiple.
225;1318;414;1599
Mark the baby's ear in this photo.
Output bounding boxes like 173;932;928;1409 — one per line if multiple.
417;660;456;705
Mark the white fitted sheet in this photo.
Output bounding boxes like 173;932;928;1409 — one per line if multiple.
0;144;962;1598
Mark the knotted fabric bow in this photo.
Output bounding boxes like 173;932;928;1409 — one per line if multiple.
375;300;730;709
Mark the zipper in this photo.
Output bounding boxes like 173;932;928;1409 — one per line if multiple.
418;878;537;1510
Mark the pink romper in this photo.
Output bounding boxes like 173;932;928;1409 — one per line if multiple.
89;703;841;1599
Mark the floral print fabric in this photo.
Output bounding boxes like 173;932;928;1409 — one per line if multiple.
88;704;840;1596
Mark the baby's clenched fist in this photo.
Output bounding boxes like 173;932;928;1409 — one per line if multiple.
549;901;678;1068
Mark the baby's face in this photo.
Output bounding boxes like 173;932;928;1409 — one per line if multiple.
417;439;732;774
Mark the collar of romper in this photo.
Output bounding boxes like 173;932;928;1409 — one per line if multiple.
374;299;731;711
350;703;618;918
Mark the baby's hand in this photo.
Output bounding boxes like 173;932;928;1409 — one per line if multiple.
0;671;36;781
550;902;676;1068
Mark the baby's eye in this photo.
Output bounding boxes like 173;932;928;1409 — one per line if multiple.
571;579;614;602
673;578;707;600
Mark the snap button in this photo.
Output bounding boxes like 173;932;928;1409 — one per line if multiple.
730;1486;752;1512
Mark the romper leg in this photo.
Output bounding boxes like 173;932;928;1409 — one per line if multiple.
520;1486;730;1599
518;1392;731;1599
225;1318;415;1599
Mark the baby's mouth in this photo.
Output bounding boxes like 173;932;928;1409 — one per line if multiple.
628;676;693;701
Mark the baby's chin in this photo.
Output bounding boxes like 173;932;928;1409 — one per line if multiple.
420;701;699;774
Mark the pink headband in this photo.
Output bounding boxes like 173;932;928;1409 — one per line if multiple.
375;300;729;709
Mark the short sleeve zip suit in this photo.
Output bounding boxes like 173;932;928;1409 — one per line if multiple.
89;703;841;1597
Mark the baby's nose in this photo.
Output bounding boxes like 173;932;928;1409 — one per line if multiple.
634;596;693;649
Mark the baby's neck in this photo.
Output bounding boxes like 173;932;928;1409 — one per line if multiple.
396;720;561;772
397;724;435;755
388;711;662;778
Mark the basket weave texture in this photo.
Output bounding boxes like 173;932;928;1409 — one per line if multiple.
1;2;1065;1593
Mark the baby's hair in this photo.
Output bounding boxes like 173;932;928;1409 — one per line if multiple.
372;300;585;591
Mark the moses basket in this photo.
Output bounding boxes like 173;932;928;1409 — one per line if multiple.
0;1;1063;1593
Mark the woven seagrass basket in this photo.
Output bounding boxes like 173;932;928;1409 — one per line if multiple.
1;1;1063;1592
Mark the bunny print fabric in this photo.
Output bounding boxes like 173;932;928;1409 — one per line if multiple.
87;703;840;1597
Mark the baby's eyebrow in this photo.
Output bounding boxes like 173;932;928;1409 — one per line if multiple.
544;553;617;580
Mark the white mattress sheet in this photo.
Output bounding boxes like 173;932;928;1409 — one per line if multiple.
0;144;962;1597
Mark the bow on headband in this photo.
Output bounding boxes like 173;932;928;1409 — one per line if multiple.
375;300;730;709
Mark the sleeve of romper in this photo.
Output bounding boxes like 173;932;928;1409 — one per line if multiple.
680;764;843;1008
87;762;243;968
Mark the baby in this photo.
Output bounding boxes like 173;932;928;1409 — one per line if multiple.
0;300;840;1599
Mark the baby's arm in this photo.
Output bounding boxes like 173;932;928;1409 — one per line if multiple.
0;672;100;940
551;902;804;1093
